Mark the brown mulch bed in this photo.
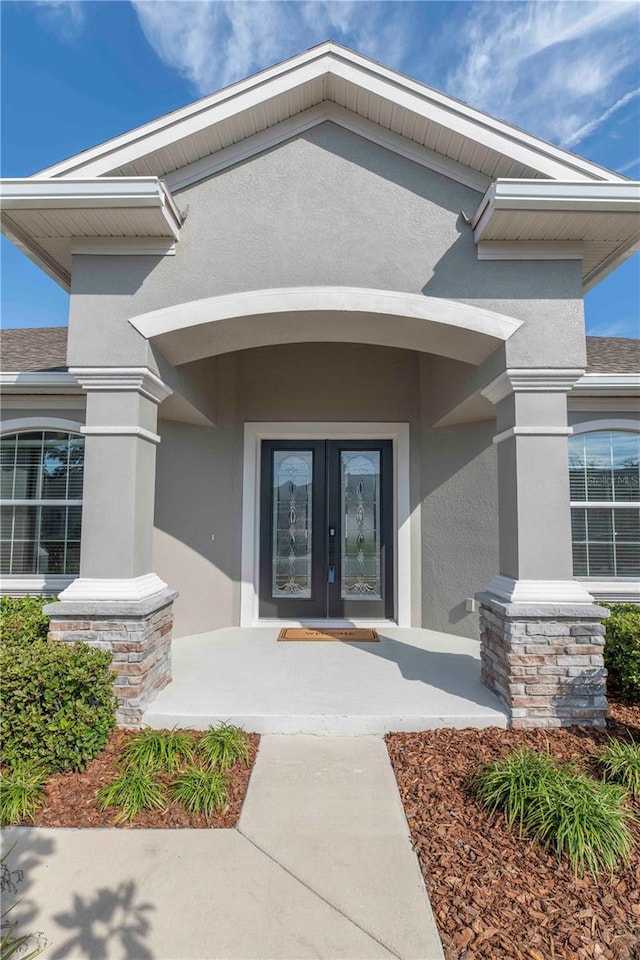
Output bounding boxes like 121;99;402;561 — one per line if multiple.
20;730;259;829
386;701;640;960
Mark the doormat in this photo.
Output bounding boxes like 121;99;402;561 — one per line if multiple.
277;628;379;642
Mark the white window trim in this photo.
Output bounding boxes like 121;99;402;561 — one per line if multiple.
1;575;75;597
0;417;84;436
571;419;640;435
577;579;640;602
0;424;85;589
240;422;412;628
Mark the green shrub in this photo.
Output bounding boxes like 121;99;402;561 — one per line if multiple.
198;723;250;770
96;767;167;823
603;603;640;703
0;641;117;773
171;767;228;817
0;763;47;826
0;596;53;648
120;728;195;773
475;747;634;877
597;739;640;799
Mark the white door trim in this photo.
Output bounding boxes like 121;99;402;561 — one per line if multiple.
240;422;411;628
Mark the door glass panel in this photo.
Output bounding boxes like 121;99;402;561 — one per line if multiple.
272;451;313;598
341;451;382;600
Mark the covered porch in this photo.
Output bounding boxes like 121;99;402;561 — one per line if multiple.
143;626;508;733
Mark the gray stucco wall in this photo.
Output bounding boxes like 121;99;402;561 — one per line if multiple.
67;122;586;372
420;421;498;637
152;341;500;639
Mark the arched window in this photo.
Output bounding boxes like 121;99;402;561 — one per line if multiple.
569;430;640;577
0;431;84;576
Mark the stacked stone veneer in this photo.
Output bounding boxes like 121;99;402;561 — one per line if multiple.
46;590;177;728
478;598;609;728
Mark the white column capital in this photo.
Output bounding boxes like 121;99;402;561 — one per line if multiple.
69;367;173;404
482;368;585;405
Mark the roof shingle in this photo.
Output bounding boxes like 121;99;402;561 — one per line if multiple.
585;336;640;374
0;327;68;372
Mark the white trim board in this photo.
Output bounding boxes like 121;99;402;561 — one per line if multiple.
240;422;412;628
0;576;75;597
570;419;640;435
165;103;491;194
0;417;84;436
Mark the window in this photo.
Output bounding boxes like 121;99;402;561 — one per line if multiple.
569;430;640;577
0;431;84;576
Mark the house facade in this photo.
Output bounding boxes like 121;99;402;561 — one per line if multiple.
1;43;639;728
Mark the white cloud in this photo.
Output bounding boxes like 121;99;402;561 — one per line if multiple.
33;0;85;42
131;1;410;97
442;1;640;147
130;0;639;153
563;88;640;149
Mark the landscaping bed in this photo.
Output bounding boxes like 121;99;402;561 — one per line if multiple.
386;701;640;960
9;729;260;829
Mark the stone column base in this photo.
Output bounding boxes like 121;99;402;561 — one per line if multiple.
44;589;178;728
476;594;610;729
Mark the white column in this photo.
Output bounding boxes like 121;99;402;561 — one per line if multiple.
59;367;172;602
481;368;593;605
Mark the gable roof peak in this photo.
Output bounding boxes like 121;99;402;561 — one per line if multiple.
32;40;624;187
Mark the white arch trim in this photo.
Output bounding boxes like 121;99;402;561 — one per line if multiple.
571;419;640;435
130;287;522;366
0;417;85;436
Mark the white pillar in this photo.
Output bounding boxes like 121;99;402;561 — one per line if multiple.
481;368;593;604
60;367;172;601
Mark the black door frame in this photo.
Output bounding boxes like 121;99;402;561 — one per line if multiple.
258;439;394;620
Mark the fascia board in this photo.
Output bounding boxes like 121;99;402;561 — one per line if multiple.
0;372;80;394
571;374;640;396
0;177;182;234
473;180;640;233
29;44;625;186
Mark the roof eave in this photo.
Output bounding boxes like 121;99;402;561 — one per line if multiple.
28;43;627;186
0;177;183;291
472;179;640;291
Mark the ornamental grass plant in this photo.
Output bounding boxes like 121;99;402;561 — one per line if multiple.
171;767;229;817
0;763;48;826
597;739;640;800
119;728;195;773
95;767;167;822
197;723;250;770
474;746;635;877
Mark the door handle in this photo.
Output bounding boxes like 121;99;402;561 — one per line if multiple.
328;526;336;583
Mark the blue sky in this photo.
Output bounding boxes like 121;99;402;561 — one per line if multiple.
1;0;639;337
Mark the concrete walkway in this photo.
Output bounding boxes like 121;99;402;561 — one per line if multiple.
145;627;508;733
1;736;444;960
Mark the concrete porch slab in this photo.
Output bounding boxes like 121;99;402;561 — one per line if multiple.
144;626;508;733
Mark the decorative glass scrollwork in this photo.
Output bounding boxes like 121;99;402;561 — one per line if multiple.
341;451;382;599
272;452;312;597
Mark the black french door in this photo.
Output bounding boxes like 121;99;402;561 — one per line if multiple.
259;440;394;619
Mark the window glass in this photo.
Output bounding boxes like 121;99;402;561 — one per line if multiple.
569;431;640;578
0;431;84;577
